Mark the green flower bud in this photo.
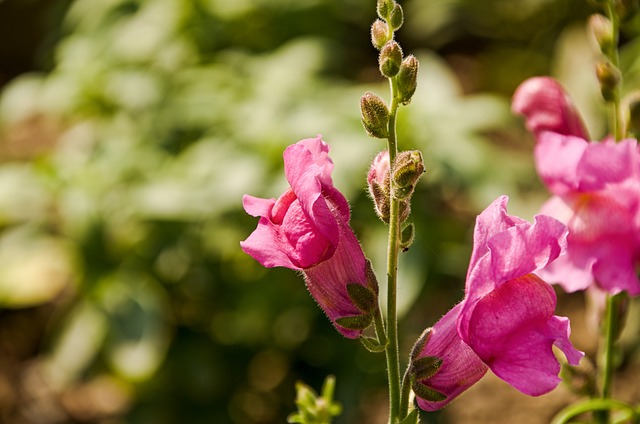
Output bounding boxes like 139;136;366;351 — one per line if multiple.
391;150;425;200
589;14;613;53
377;0;395;20
397;55;419;105
596;58;621;102
379;40;403;78
399;222;415;251
360;92;390;138
388;3;404;31
371;19;391;50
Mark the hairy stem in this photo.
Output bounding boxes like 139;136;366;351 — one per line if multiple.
385;76;402;423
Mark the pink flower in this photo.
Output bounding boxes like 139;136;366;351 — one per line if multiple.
413;196;583;411
241;136;376;338
513;76;640;296
512;76;589;140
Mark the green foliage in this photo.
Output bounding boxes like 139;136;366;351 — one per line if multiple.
288;375;342;424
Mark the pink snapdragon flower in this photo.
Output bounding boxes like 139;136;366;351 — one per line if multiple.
413;196;583;411
513;76;640;296
241;136;375;338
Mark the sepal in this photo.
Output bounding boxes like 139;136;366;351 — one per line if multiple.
411;380;447;403
379;41;403;78
346;283;377;314
377;0;395;20
392;150;425;200
397;55;419;105
399;409;419;424
411;356;443;380
388;3;404;31
400;223;415;251
335;313;373;330
371;19;390;50
359;336;388;353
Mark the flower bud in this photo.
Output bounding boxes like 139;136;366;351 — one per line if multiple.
377;0;395;20
388;3;404;31
379;40;403;78
397;55;419;105
368;150;391;222
391;150;425;200
624;91;640;138
596;58;621;102
371;19;391;50
589;14;613;53
360;92;390;139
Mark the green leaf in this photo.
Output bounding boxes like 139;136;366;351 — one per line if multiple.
346;283;377;313
335;313;373;330
411;355;443;380
412;380;446;403
551;398;639;424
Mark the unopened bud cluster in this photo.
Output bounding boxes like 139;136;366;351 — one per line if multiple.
362;0;420;140
367;150;424;224
588;12;621;103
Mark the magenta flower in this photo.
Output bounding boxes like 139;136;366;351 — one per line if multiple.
412;196;583;411
241;136;377;338
513;76;640;296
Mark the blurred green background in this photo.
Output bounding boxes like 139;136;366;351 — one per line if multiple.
0;0;630;423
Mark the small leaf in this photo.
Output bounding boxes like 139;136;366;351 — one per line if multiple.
412;356;443;380
399;408;419;424
346;283;377;313
335;313;373;330
359;336;387;353
412;380;446;403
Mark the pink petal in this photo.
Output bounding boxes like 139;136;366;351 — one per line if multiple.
414;303;488;411
486;213;567;286
303;217;369;339
467;196;527;281
240;217;300;270
284;138;343;249
534;132;588;195
577;139;639;190
242;194;276;218
464;196;566;304
512;77;589;139
461;274;583;396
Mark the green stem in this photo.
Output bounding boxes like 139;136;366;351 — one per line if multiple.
600;294;618;399
385;76;402;424
596;293;625;424
605;0;623;141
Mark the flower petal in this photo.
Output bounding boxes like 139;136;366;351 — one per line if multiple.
284;137;343;250
461;274;583;396
534;132;588;195
414;303;488;411
512;77;589;139
303;216;369;338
